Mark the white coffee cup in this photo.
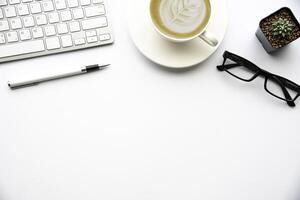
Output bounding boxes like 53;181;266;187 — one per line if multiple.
149;0;218;46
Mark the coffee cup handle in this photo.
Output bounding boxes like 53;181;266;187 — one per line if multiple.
199;30;218;47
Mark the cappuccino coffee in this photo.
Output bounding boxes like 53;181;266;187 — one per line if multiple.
150;0;211;39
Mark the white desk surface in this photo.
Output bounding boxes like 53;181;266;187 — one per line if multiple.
1;1;300;200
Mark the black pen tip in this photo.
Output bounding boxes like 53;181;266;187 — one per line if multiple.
100;64;110;68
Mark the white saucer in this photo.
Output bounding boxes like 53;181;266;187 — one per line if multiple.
128;0;228;68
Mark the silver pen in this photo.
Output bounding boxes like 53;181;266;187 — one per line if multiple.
8;64;110;89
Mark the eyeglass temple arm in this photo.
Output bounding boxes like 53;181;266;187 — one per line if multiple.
273;77;296;107
282;86;296;107
268;75;299;104
260;68;300;93
217;63;241;71
218;58;260;74
281;79;300;93
280;80;299;106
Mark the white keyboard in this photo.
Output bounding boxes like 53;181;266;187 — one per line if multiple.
0;0;114;63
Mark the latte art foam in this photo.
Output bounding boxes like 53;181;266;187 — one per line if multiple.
150;0;211;39
160;0;207;33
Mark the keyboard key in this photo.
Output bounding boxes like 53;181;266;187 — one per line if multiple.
8;0;20;4
10;18;22;29
0;20;9;31
45;37;60;50
85;30;96;37
0;33;5;43
80;0;90;6
44;25;56;36
0;40;45;58
99;33;110;41
42;1;54;12
17;4;29;16
74;38;85;45
48;12;59;23
82;17;107;30
72;8;84;19
61;34;72;47
85;5;105;17
7;31;18;43
60;10;72;21
93;0;103;3
0;0;8;6
32;27;44;38
67;0;78;8
4;7;16;18
55;0;67;10
35;14;47;25
57;23;68;34
19;29;31;40
30;3;42;14
0;9;3;19
23;16;35;27
69;21;80;32
87;36;97;43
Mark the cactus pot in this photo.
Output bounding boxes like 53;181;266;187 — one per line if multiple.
256;7;300;53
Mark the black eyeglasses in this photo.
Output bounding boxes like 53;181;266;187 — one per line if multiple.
217;51;300;107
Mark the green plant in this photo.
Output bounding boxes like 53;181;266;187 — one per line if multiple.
271;17;294;38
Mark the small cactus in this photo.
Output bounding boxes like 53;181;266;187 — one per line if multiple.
271;18;294;38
